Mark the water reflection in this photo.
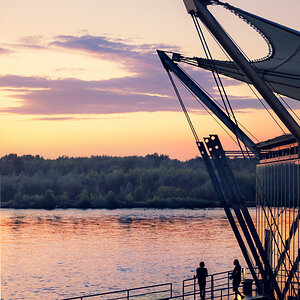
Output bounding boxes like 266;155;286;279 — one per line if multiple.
1;208;253;299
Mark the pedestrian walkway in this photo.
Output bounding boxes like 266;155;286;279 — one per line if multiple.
62;268;264;300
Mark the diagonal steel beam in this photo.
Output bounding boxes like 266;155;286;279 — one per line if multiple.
282;250;300;299
184;0;300;142
205;135;283;299
197;141;262;293
204;136;271;297
275;210;300;277
157;50;258;154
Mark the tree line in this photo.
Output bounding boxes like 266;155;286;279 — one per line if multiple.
0;153;257;209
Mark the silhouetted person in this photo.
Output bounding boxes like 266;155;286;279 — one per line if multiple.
229;259;245;299
195;261;208;299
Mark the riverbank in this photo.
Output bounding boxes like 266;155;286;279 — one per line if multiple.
1;154;257;209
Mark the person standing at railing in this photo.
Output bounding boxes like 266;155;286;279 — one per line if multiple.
229;259;245;300
194;261;208;299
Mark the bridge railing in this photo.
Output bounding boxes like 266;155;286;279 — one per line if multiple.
61;282;172;300
182;270;231;300
181;268;255;300
62;268;256;300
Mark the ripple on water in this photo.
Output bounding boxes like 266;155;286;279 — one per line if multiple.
1;208;254;299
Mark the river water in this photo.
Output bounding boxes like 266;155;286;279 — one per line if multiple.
1;208;253;299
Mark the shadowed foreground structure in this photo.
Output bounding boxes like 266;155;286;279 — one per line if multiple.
157;0;300;298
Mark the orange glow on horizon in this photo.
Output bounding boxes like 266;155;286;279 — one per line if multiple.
1;0;299;161
2;109;297;161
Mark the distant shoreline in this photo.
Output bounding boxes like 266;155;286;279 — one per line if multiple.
1;154;257;210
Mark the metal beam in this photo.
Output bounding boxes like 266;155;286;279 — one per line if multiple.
205;135;283;299
187;0;300;143
197;141;262;293
282;251;299;299
204;136;273;297
275;210;300;277
157;50;258;154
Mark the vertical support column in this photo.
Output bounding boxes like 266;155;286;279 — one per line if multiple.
227;271;230;299
194;277;197;300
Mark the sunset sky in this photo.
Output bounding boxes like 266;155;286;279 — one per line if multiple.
1;0;300;160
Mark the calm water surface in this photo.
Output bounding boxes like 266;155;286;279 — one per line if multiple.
1;208;253;299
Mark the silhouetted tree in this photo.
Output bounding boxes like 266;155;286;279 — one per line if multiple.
0;154;258;209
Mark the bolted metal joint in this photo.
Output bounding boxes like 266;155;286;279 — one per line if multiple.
204;135;226;159
172;53;182;62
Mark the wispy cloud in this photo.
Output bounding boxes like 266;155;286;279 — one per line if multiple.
31;116;123;121
0;74;189;114
0;47;13;55
50;35;180;74
1;34;276;116
32;116;83;121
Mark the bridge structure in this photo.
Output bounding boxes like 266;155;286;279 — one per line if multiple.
156;1;300;299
